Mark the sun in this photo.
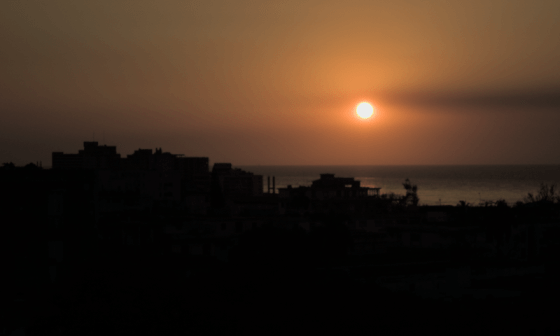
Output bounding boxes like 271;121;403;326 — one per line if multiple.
356;102;374;119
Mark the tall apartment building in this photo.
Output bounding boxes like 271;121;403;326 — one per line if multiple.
211;163;263;198
52;142;121;170
52;142;211;204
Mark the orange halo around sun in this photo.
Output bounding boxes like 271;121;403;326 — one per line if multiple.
356;102;374;119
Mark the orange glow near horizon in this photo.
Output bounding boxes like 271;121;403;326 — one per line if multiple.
356;102;374;119
2;2;560;165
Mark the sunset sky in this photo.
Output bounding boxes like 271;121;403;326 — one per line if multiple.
1;0;560;165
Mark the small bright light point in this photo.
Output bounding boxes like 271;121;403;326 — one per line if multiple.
357;102;374;119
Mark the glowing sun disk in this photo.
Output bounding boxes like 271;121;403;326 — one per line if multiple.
357;102;374;119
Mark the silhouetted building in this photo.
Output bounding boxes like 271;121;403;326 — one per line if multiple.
278;173;380;201
212;163;263;198
52;141;121;170
0;168;98;302
53;143;211;208
123;148;153;170
176;156;211;195
121;148;210;194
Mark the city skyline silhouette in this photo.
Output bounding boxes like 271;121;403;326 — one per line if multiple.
2;1;560;335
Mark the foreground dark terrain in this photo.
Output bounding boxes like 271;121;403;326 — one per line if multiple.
5;224;560;336
2;150;560;335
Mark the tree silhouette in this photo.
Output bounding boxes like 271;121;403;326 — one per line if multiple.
524;183;559;204
402;178;419;206
1;162;15;170
495;199;508;209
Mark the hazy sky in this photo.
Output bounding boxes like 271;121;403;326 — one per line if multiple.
2;0;560;165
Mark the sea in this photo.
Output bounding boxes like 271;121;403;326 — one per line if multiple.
238;165;560;206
